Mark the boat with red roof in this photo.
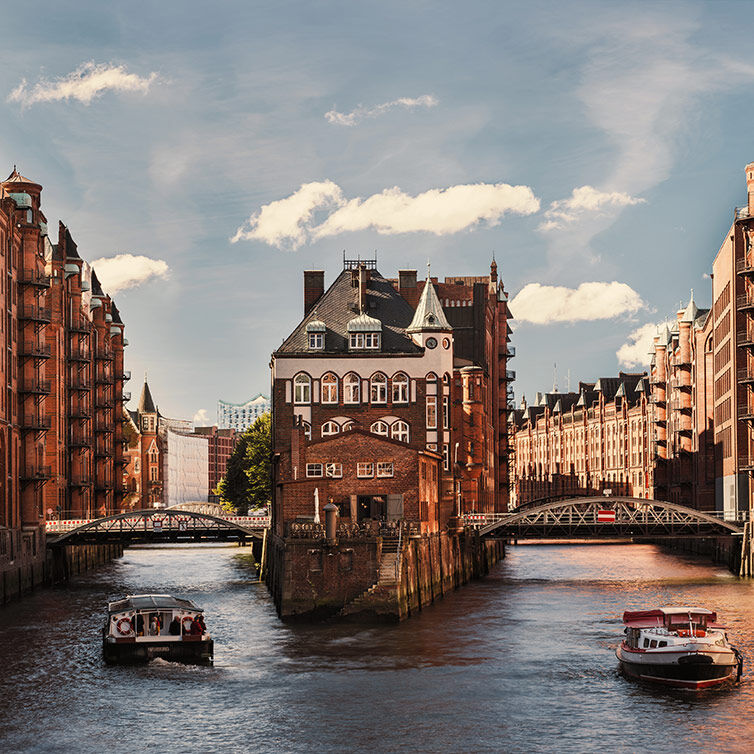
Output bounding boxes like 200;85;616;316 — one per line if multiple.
616;606;742;690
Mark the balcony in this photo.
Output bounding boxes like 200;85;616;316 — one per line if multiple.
95;481;114;491
68;346;90;362
649;395;665;405
94;420;114;434
739;405;754;422
738;368;754;384
18;270;51;288
122;370;131;381
95;347;114;361
69;407;90;420
122;391;131;402
95;396;115;409
736;206;752;221
69;476;91;487
738;294;754;312
21;465;52;481
507;346;516;358
737;334;754;349
19;305;52;323
95;374;112;384
20;379;51;395
20;341;51;359
69;317;91;334
68;378;90;391
95;446;113;458
69;435;92;448
22;414;51;431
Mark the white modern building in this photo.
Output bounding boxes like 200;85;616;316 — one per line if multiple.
218;393;270;431
162;429;209;507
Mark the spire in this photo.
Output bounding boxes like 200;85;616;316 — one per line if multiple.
406;275;451;332
681;289;699;323
138;377;156;414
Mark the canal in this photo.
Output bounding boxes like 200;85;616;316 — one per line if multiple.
2;542;754;753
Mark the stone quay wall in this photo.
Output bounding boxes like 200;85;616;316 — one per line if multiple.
1;542;123;605
643;535;741;574
266;528;504;621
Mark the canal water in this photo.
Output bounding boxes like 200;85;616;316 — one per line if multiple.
2;542;754;753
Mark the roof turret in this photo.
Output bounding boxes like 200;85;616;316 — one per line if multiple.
406;269;451;332
138;378;157;414
681;290;699;323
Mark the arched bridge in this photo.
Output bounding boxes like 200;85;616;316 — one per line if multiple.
46;509;269;546
464;497;745;539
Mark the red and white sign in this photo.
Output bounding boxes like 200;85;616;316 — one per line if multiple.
597;509;616;523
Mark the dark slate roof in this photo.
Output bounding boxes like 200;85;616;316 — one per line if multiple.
60;222;80;260
276;269;422;355
138;380;156;413
91;270;104;296
111;302;123;324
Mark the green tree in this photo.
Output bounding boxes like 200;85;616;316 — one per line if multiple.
217;413;271;515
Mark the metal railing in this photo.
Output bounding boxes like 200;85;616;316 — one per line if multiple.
19;305;52;323
18;270;51;288
21;379;51;395
20;342;51;358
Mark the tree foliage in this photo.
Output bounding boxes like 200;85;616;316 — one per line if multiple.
217;413;271;515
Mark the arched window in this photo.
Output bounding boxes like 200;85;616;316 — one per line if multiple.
342;420;355;431
391;420;409;443
321;372;338;404
392;372;409;403
370;372;387;404
371;420;389;436
302;421;311;440
426;372;437;382
294;373;311;404
321;421;340;437
344;373;360;403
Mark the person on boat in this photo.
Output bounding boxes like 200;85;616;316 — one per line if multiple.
189;616;203;636
168;616;181;635
149;615;161;636
196;614;207;633
136;613;145;636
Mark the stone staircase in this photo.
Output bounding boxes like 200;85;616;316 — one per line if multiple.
339;533;402;618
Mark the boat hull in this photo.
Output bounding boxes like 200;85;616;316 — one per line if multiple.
617;647;737;689
103;637;214;666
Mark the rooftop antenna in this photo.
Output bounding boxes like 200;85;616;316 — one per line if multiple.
427;259;431;280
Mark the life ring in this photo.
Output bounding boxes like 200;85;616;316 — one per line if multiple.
182;616;194;632
116;617;132;635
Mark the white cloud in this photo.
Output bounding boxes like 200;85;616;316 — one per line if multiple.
540;185;645;232
90;254;169;295
617;323;658;368
325;95;438;126
193;409;210;426
510;281;645;325
7;62;158;107
232;180;540;250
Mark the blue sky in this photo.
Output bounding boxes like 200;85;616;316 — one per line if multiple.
2;1;754;421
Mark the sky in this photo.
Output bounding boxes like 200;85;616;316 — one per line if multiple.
2;1;754;422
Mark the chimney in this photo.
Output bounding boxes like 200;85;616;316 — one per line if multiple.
358;264;369;313
747;162;754;216
398;269;417;296
304;270;325;316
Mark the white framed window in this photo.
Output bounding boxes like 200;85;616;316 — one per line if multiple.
306;463;323;478
349;332;381;350
344;373;360;403
321;372;338;403
426;395;437;429
357;462;374;478
294;373;311;404
302;421;311;440
376;462;394;478
308;332;324;350
392;372;409;403
370;373;387;403
342;421;354;431
371;420;389;436
321;421;340;437
391;420;409;443
443;396;450;429
442;444;449;471
325;462;342;478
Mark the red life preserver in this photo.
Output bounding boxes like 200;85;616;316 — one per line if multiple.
182;616;194;632
116;617;132;635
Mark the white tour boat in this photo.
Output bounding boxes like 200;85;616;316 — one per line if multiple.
103;594;214;665
616;607;742;690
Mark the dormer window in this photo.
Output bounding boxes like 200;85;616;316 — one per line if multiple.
306;318;326;350
347;313;382;350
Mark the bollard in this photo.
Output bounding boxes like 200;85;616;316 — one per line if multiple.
324;502;338;544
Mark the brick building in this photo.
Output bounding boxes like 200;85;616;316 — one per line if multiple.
193;425;238;492
0;167;127;588
271;257;513;535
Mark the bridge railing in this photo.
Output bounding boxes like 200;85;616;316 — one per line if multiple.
46;514;271;534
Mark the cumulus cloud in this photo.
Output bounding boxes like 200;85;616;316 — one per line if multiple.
90;254;169;295
193;409;210;426
325;95;438;126
510;281;645;325
232;180;540;250
540;185;645;232
7;62;158;107
617;323;658;368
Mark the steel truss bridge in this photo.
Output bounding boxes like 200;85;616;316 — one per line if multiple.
463;497;745;539
46;509;270;546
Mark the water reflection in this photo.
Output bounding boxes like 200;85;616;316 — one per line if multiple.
0;542;753;753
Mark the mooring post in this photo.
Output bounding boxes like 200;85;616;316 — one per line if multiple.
258;528;268;583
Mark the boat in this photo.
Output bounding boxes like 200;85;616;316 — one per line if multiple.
102;594;214;665
616;606;742;690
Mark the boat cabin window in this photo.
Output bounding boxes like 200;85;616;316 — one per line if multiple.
649;639;657;648
658;641;667;647
643;637;650;648
627;628;640;648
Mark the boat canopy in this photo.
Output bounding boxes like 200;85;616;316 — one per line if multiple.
622;607;717;627
107;594;201;614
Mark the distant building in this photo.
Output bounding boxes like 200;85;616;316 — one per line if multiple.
193;426;238;492
163;429;209;508
218;394;269;431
